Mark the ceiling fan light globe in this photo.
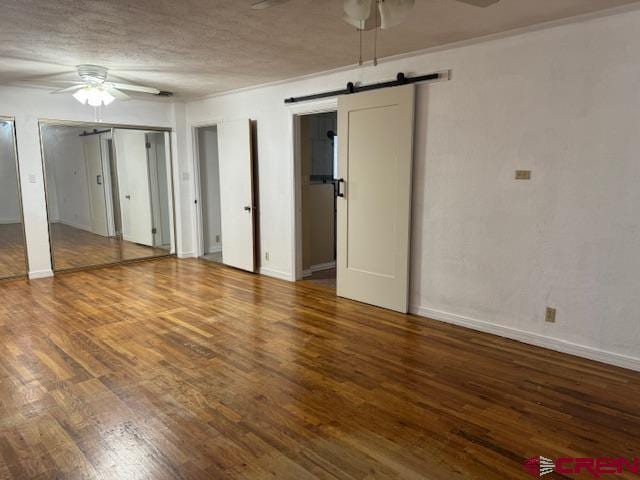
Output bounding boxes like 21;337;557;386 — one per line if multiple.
87;95;102;107
101;90;115;106
73;88;90;104
344;0;374;22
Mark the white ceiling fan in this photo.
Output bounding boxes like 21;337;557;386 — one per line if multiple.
50;64;169;107
252;0;501;30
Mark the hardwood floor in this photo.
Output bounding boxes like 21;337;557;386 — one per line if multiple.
0;223;27;279
0;258;639;479
300;267;336;290
50;223;170;271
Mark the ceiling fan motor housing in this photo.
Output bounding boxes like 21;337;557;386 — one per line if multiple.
77;64;108;85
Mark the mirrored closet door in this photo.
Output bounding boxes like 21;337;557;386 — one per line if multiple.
113;129;173;262
40;123;174;272
0;118;28;279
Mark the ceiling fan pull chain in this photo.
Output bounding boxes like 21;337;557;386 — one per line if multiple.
359;26;363;66
373;0;379;66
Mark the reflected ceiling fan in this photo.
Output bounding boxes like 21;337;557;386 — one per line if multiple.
252;0;501;30
50;64;171;107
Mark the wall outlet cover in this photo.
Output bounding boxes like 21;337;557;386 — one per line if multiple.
515;170;532;180
545;307;557;323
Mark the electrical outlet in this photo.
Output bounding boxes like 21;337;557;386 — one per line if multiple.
215;234;220;243
545;307;557;323
515;170;532;180
265;252;270;261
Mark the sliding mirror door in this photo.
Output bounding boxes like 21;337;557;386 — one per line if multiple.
0;118;28;279
113;129;173;261
41;124;120;271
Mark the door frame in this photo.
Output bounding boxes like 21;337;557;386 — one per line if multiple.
288;98;338;281
38;119;177;274
189;118;224;258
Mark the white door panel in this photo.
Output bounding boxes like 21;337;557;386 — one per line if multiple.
337;85;415;313
219;119;255;272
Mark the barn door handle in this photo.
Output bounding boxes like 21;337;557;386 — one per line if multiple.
336;178;345;198
125;195;131;200
244;206;252;212
96;174;102;185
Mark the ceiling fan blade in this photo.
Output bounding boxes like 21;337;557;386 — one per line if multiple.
378;0;415;29
105;87;131;101
108;82;160;95
50;84;85;94
251;0;292;9
455;0;500;7
343;0;374;29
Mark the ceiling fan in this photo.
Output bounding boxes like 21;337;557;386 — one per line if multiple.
50;64;170;107
252;0;501;30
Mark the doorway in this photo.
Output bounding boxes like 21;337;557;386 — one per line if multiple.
291;86;415;312
195;125;223;264
297;111;338;290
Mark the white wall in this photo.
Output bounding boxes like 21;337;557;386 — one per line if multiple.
183;8;640;370
0;122;21;224
197;126;222;253
0;86;183;277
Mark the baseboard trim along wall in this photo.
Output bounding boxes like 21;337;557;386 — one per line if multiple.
303;261;337;278
260;267;293;281
410;304;640;373
311;261;336;272
28;269;54;280
178;251;195;259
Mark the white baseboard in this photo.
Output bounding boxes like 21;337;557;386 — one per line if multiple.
260;267;293;281
29;269;54;280
178;251;195;259
311;261;336;272
410;304;640;373
56;220;93;233
303;261;336;278
207;245;223;253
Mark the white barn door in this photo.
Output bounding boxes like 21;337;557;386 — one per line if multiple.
218;119;256;272
336;85;415;313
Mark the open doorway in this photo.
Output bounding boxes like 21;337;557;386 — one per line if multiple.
298;111;338;290
196;125;223;263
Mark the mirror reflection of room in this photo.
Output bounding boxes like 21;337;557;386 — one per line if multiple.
40;124;173;271
41;124;121;270
300;111;337;289
0;119;27;279
113;129;173;261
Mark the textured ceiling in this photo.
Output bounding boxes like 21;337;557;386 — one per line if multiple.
0;0;639;98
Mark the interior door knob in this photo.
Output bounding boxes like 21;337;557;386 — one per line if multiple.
125;195;131;200
244;206;251;212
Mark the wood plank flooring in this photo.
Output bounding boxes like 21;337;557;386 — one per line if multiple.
0;258;639;479
0;223;27;279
